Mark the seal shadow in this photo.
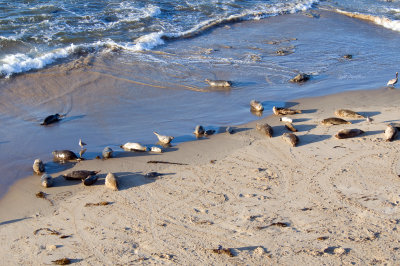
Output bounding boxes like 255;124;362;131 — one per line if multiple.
283;101;300;108
361;111;380;117
293;118;311;123
60;115;86;123
363;130;383;137
45;161;76;175
112;172;158;191
217;126;251;134
349;119;365;124
297;134;331;147
0;217;32;226
300;109;317;114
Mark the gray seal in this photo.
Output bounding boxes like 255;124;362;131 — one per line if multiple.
33;159;45;175
105;172;118;191
102;146;113;159
40;113;65;125
385;124;398;142
282;133;299;147
273;106;302;115
321;117;351;125
334;109;364;119
256;123;273;138
83;175;98;186
63;170;100;180
53;150;79;162
41;174;53;188
335;128;364;139
205;79;232;87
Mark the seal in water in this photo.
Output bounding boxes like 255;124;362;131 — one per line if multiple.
40;113;64;126
250;100;264;112
226;126;235;134
153;131;174;144
205;79;232;87
204;129;216;136
52;150;80;162
334;128;364;139
290;73;310;83
194;125;205;137
63;170;100;181
334;109;364;119
273;106;302;115
321;117;351;125
384;124;398;142
33;159;45;175
102;146;113;159
41;174;53;188
282;133;299;147
284;123;298;132
83;175;98;186
256;123;273;138
120;142;147;152
105;172;118;191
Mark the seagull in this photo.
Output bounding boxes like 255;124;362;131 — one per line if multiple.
79;138;87;149
387;72;398;87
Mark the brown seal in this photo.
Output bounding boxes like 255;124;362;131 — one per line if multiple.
273;106;302;115
384;124;398;142
282;133;298;147
256;123;273;138
334;109;364;119
334;128;364;139
321;117;351;125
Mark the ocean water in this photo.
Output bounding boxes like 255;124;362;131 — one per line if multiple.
0;0;400;197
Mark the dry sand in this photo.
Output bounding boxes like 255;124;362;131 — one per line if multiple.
1;87;400;265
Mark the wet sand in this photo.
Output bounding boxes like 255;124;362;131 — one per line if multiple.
1;10;400;264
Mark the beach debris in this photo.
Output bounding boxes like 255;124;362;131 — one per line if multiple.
60;235;71;239
63;170;100;181
269;222;289;227
153;131;174;145
321;117;351;125
290;73;310;83
273;106;302;115
194;125;205;137
256;123;273;138
95;155;101;159
285;123;298;132
79;148;86;159
211;246;235;257
250;100;264;112
120;142;147;152
40;113;65;126
150;146;163;153
35;191;54;205
226;126;235;134
384;124;398;142
204;129;216;136
280;116;293;123
282;133;299;147
33;227;60;236
52;150;80;162
41;174;53;188
343;54;353;59
83;174;98;186
205;79;232;87
145;171;165;178
78;138;86;149
317;236;329;241
84;201;111;207
387;72;398;87
52;258;71;265
102;146;113;159
105;172;118;191
334;128;364;139
33;159;45;175
334;109;364;119
147;160;188;166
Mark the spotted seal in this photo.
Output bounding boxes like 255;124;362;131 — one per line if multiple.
321;117;351;125
250;100;264;112
102;146;113;159
40;174;53;188
334;128;364;139
105;172;118;191
256;123;273;138
334;109;364;119
384;124;398;142
33;159;45;175
282;133;299;147
273;106;302;115
52;150;80;162
284;123;298;132
120;142;147;152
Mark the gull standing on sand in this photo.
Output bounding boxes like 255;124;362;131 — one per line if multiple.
387;72;398;87
79;138;87;149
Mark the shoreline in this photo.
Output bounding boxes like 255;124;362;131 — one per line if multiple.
1;87;400;264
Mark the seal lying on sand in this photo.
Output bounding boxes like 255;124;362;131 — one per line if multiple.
83;175;98;186
120;142;147;152
335;128;364;139
40;113;65;125
334;109;364;119
385;124;398;142
321;117;351;125
153;131;174;144
250;100;264;112
33;159;45;175
102;146;113;159
282;133;298;147
63;170;100;180
205;79;232;87
256;123;273;138
105;172;118;191
41;174;53;188
52;150;80;162
284;123;298;132
273;106;302;115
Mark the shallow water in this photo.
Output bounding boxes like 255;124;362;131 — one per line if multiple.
0;9;399;197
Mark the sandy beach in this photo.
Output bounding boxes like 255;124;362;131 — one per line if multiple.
1;87;400;265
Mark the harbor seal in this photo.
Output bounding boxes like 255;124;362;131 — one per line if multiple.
256;123;273;138
63;170;100;181
320;117;351;125
52;150;80;162
384;124;398;142
120;142;148;152
290;73;310;83
284;123;298;132
280;117;293;123
273;106;302;115
102;146;113;159
153;131;174;144
194;125;205;137
205;79;232;87
204;129;216;136
334;109;364;119
33;159;45;175
40;113;65;126
334;128;364;139
105;172;118;191
250;100;264;112
40;174;53;188
150;146;163;153
282;133;299;147
83;175;98;186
